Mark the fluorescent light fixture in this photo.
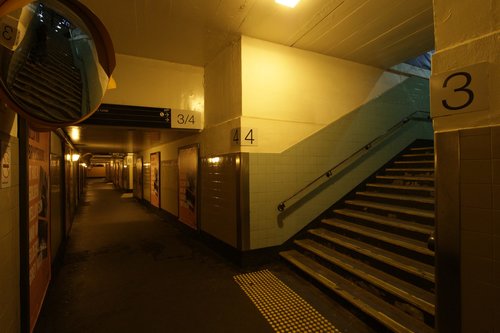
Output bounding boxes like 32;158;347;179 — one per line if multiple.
275;0;300;8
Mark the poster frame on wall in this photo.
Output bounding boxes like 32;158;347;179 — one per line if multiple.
178;144;199;230
19;122;52;333
150;152;160;208
135;156;143;200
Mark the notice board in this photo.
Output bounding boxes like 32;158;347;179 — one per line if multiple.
27;128;51;332
178;145;198;229
150;152;160;208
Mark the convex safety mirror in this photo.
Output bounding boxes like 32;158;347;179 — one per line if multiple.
0;0;115;128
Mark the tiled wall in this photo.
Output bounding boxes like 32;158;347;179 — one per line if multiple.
248;77;434;249
0;135;20;333
200;154;240;247
459;126;500;332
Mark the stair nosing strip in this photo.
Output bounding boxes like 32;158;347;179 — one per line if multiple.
394;160;434;164
334;208;434;235
376;175;434;181
366;183;435;192
385;168;434;172
409;147;434;151
400;153;434;157
344;200;435;219
355;191;435;205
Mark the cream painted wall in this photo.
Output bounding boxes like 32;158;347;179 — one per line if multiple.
0;107;20;333
240;36;410;153
204;40;242;128
132;37;432;250
139;135;199;215
432;1;500;131
103;53;204;112
248;76;433;249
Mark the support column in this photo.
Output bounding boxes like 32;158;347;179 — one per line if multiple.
431;1;499;332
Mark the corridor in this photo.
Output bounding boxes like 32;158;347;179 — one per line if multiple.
34;179;370;333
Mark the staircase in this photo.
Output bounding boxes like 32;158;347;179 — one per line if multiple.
10;29;83;123
280;142;435;333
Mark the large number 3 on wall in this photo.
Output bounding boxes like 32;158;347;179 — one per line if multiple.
441;72;474;111
430;62;489;118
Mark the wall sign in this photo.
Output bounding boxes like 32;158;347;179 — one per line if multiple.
231;127;258;146
0;15;24;51
170;109;202;130
27;128;51;332
431;62;489;117
1;141;11;188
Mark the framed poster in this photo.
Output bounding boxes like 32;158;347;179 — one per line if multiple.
1;141;11;188
135;156;143;200
150;152;160;208
27;128;51;332
178;145;199;229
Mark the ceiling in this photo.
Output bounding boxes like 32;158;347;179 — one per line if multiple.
67;125;195;155
72;0;435;156
80;0;434;68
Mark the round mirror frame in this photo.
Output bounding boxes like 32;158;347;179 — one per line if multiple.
0;0;115;129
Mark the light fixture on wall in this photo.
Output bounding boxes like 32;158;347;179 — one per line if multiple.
208;157;221;164
275;0;300;8
72;154;80;162
68;126;81;141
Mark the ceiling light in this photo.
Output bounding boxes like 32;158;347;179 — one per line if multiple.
69;126;80;141
275;0;300;8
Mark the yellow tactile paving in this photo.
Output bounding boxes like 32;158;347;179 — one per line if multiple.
234;270;341;333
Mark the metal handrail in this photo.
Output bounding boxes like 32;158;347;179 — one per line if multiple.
277;110;431;212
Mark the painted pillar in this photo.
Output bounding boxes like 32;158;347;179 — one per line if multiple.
431;1;499;332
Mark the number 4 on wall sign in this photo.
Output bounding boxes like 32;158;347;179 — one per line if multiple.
430;62;489;118
231;128;258;146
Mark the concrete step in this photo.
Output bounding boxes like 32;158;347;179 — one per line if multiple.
366;183;435;193
385;168;434;173
394;160;434;165
334;208;434;236
355;192;435;205
344;200;435;220
321;219;434;259
400;153;434;159
280;250;434;333
376;175;434;182
308;228;435;283
294;239;435;316
409;146;434;152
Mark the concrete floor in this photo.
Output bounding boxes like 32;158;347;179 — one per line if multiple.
35;179;373;333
